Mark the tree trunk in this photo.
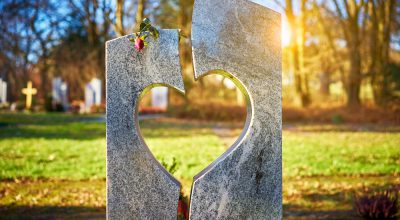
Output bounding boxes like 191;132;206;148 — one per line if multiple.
319;71;330;96
135;0;145;31
115;0;125;36
347;50;361;108
286;0;310;107
370;0;396;105
346;23;362;108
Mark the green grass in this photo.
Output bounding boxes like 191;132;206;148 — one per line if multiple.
1;113;399;181
0;113;399;218
283;131;400;177
0;114;227;187
0;113;106;179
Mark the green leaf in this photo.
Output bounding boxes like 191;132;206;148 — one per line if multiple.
142;18;151;24
140;18;151;31
140;23;147;31
149;26;159;39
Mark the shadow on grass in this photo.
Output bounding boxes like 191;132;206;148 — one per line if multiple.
0;114;232;140
0;175;398;219
0;124;105;140
283;175;400;219
0;113;106;140
283;123;400;133
0;121;214;140
283;204;360;220
0;205;105;220
0;113;104;125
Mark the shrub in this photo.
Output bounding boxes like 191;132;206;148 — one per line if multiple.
90;104;106;113
354;188;399;219
331;113;344;124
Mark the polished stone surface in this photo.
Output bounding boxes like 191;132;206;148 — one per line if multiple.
189;0;282;219
106;29;183;220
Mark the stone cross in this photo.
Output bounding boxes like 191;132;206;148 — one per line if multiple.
106;0;281;219
22;81;37;109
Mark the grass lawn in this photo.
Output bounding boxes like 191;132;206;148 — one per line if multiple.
0;113;399;219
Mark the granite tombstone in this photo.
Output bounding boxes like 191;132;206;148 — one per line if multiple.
106;0;281;219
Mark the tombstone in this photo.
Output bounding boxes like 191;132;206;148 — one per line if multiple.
0;78;7;104
52;77;69;110
85;78;102;112
151;87;168;110
106;0;281;219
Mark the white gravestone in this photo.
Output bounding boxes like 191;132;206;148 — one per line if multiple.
85;78;102;112
52;77;69;109
0;78;7;104
151;87;168;109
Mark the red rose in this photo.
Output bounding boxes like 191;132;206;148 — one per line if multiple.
177;199;189;219
134;38;145;51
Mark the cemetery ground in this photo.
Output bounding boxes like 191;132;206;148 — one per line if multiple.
0;113;399;219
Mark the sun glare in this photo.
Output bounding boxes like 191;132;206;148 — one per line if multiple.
281;18;291;47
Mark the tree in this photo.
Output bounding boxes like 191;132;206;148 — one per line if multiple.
114;0;147;35
0;0;65;102
30;0;64;101
312;2;347;98
367;0;397;105
0;0;31;101
330;0;367;108
53;0;113;100
282;0;312;107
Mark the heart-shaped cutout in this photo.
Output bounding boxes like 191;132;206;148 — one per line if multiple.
138;73;249;196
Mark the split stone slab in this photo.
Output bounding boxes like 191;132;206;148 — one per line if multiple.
189;0;282;219
106;29;183;220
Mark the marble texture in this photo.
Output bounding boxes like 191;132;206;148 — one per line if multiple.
106;29;183;219
189;0;282;219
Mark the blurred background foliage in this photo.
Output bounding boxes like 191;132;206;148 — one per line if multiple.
0;0;399;114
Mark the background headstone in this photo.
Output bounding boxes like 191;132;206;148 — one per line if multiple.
189;0;282;219
106;30;183;219
52;77;69;110
0;78;7;104
85;78;101;112
151;87;168;110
